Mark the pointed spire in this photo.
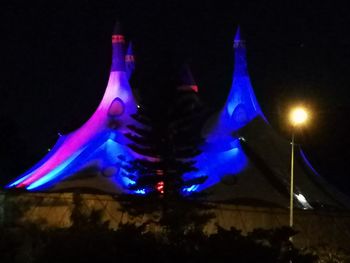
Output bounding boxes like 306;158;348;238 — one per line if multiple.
234;26;240;40
126;41;134;58
111;20;126;72
125;41;135;79
176;64;198;93
233;26;245;49
223;25;266;130
232;26;248;77
113;21;122;35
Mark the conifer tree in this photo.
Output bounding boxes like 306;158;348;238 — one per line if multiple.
119;65;213;236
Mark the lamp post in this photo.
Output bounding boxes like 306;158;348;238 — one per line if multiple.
289;107;308;228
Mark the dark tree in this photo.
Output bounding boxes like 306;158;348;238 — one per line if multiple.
119;65;213;236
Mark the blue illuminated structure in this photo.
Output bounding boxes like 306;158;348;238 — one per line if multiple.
6;24;350;210
182;27;349;209
185;27;265;193
224;26;266;130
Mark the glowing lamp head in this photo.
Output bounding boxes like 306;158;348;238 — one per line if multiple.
289;107;308;126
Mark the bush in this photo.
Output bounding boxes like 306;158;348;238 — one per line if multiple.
0;224;318;263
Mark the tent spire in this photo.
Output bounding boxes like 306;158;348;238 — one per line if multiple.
113;21;122;35
125;41;135;79
233;26;245;49
223;25;266;130
233;25;247;76
111;20;126;72
176;64;198;93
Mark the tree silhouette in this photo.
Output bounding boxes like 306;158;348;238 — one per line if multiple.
119;65;213;236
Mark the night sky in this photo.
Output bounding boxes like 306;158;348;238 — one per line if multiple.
1;1;350;194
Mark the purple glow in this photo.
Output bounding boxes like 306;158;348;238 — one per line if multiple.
17;72;137;188
10;27;259;195
108;97;125;117
9;29;143;191
26;149;85;190
125;41;135;80
8;25;325;203
7;135;68;188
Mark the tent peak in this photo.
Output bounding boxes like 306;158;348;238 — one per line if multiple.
234;25;245;49
176;63;198;93
112;20;123;35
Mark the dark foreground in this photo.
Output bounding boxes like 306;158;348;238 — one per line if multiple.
2;221;348;263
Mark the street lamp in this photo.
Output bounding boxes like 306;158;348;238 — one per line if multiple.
289;106;308;228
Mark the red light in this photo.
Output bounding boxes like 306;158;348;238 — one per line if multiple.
177;85;198;93
156;181;164;194
112;35;125;43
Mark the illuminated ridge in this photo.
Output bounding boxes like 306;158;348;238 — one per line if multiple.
7;21;144;192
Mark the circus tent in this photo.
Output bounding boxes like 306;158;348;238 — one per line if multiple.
4;22;350;212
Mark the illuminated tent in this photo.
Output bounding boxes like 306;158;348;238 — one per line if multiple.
6;24;350;211
6;22;153;194
183;27;350;210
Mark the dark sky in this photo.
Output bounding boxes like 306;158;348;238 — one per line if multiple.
1;1;350;193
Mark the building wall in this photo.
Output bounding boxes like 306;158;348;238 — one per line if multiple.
1;192;349;249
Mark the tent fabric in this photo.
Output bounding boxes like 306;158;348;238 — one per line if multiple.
5;25;350;212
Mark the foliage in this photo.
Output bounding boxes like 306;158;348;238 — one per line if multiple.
119;72;214;237
0;222;319;263
70;192;110;230
1;192;39;227
307;244;350;263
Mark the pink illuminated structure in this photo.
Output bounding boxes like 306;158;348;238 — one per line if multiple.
6;23;350;210
8;22;150;193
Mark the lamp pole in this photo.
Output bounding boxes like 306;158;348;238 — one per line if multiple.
288;106;308;232
290;130;295;228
